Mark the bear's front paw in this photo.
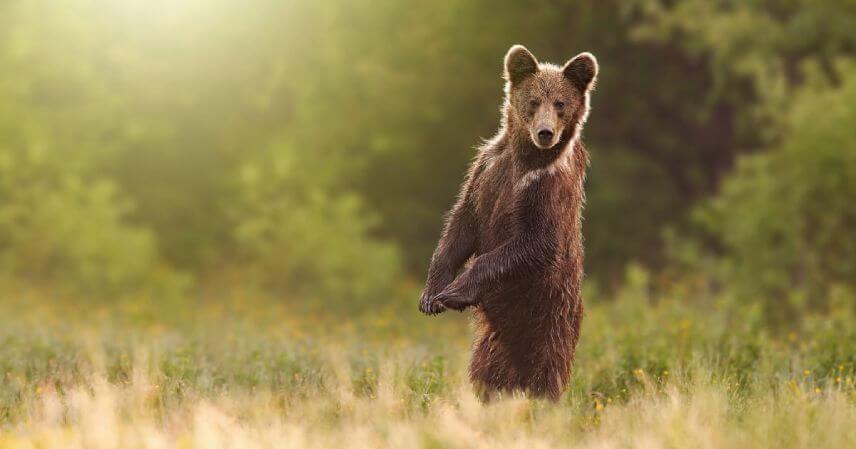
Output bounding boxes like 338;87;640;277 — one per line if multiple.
434;289;472;312
418;291;446;315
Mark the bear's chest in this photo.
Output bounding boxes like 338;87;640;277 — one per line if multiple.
473;158;518;251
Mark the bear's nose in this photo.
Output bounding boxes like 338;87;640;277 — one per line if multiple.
537;129;554;144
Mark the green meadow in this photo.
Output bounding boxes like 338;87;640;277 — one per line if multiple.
1;273;853;448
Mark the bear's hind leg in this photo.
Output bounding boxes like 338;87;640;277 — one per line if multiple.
469;331;512;404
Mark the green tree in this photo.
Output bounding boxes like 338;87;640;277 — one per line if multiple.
696;62;856;322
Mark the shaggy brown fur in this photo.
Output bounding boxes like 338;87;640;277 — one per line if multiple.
419;45;598;402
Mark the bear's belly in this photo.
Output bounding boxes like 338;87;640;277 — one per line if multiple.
478;273;573;330
473;276;576;377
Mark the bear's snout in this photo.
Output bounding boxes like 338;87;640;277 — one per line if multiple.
537;128;554;146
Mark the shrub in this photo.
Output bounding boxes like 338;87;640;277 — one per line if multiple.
0;145;160;295
233;142;401;311
696;63;856;322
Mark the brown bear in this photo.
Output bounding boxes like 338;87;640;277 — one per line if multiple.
418;45;597;402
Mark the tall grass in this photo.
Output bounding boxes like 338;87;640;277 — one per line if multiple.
0;282;853;448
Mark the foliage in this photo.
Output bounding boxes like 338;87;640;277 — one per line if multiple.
0;0;854;317
232;141;401;310
695;63;856;322
0;134;159;297
631;0;856;140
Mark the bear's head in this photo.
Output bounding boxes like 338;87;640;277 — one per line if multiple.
503;45;598;150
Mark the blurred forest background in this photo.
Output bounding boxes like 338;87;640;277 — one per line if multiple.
1;0;855;326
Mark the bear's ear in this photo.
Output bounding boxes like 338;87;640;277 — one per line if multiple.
504;45;539;86
563;52;598;93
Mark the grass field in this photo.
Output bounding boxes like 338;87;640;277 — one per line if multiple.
0;282;854;449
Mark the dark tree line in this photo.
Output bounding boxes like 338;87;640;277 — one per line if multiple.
1;0;854;314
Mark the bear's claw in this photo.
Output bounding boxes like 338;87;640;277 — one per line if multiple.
419;293;446;315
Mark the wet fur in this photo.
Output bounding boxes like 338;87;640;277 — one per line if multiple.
419;46;597;402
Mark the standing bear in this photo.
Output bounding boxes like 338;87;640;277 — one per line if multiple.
419;45;597;402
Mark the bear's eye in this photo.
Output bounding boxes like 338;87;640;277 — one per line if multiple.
529;99;540;108
554;101;565;110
